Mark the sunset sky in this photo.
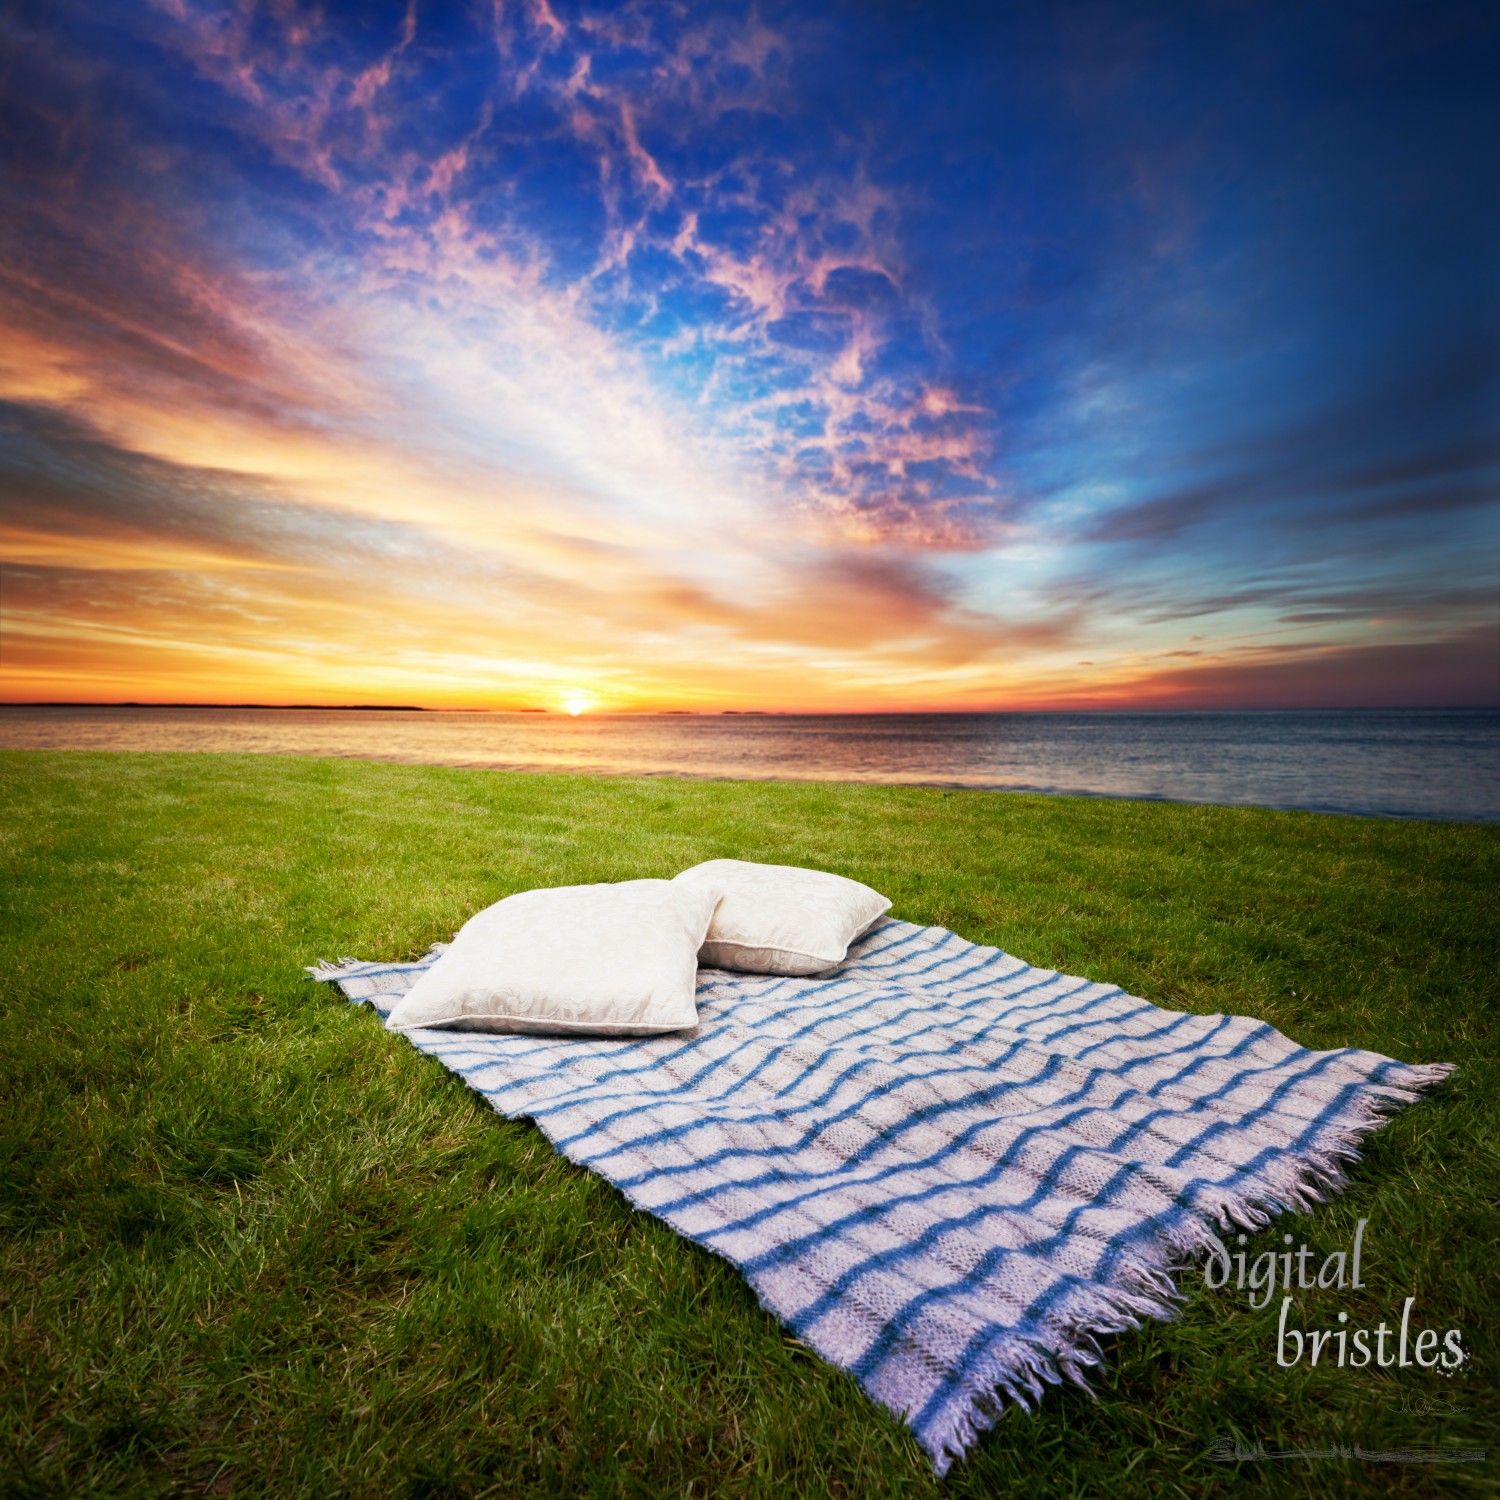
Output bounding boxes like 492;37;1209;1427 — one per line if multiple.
1;0;1496;712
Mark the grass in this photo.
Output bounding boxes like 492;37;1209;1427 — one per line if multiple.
0;749;1495;1499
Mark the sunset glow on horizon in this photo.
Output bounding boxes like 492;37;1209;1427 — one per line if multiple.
1;2;1496;712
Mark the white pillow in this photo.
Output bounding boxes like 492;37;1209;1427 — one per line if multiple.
672;858;891;976
384;879;717;1036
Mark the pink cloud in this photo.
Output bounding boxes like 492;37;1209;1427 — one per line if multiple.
1051;627;1500;710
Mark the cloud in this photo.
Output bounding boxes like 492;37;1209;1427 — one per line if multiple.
0;401;468;576
1065;624;1500;710
0;394;1029;706
1083;339;1500;547
5;0;1000;551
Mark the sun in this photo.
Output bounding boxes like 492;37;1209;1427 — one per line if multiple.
559;690;595;717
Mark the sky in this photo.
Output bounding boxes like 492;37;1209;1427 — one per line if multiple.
0;0;1496;713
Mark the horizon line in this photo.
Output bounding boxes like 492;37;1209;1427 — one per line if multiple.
2;701;1496;715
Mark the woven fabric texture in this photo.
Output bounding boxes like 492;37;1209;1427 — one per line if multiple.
309;917;1450;1473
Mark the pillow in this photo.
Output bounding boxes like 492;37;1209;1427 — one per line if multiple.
671;858;891;976
384;879;717;1036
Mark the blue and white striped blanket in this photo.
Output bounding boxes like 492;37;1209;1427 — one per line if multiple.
309;918;1450;1473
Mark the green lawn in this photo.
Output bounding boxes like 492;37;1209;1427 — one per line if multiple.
1;751;1495;1498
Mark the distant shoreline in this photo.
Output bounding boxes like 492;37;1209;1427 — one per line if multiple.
1;702;434;712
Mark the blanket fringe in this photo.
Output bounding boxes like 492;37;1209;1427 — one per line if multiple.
305;942;450;984
305;957;362;980
307;960;357;984
925;1058;1457;1475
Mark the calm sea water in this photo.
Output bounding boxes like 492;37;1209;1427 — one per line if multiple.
1;706;1496;822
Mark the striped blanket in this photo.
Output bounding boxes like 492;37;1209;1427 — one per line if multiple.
309;918;1450;1474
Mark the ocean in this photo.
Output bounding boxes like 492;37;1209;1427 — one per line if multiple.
1;705;1495;822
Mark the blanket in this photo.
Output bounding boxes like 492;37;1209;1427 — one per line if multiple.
309;918;1451;1473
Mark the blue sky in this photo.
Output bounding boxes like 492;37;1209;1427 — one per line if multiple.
0;0;1495;708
